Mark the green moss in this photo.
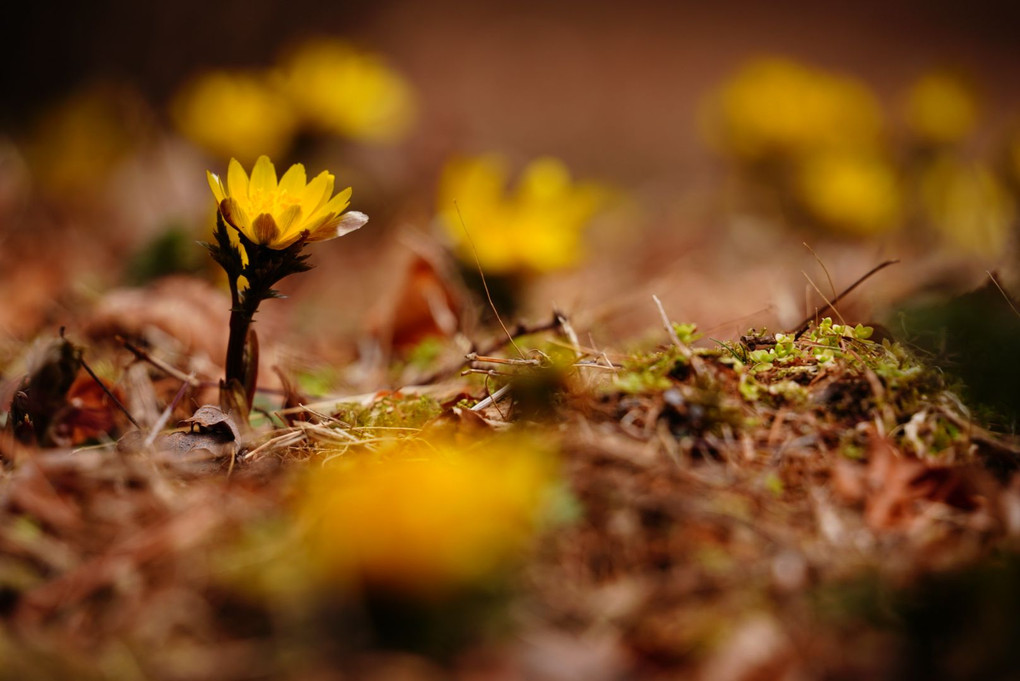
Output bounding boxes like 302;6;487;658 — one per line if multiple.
612;346;690;395
763;471;785;497
335;394;442;430
125;225;206;284
295;365;342;397
672;322;702;345
404;336;445;370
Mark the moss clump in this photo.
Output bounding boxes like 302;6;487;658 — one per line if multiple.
613;346;692;395
335;394;442;430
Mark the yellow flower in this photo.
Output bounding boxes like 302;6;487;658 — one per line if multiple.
795;151;902;235
207;155;368;249
903;71;978;145
277;39;416;143
25;83;143;195
706;57;883;160
171;70;297;163
919;156;1014;257
438;155;608;274
297;435;558;597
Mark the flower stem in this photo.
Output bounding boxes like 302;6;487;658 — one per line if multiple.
224;305;252;390
205;215;311;418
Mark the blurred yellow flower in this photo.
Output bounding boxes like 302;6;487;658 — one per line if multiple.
297;435;558;597
438;155;608;274
277;39;416;143
795;151;902;235
903;71;978;145
171;70;297;163
25;83;143;194
919;156;1014;257
707;57;883;160
207;155;367;249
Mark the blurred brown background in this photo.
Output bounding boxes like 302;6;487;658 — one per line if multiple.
6;0;1020;181
4;0;1020;380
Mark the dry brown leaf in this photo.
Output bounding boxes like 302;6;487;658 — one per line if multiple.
366;250;463;355
697;614;796;681
49;370;127;446
1;461;84;532
864;438;986;531
85;275;230;361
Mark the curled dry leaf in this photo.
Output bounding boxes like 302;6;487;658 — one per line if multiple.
150;431;237;465
181;404;242;443
366;250;463;355
117;405;241;463
7;337;81;446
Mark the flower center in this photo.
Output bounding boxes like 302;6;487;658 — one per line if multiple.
249;187;300;219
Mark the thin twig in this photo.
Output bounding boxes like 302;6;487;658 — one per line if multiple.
454;200;525;359
79;357;140;430
243;431;307;461
986;271;1020;320
461;368;511;378
653;295;698;354
653;295;685;349
572;361;619;371
118;336;204;388
471;384;512;411
555;308;582;357
937;407;1020;462
652;295;701;374
802;271;848;327
791;259;900;338
143;376;194;449
465;353;541;366
803;242;837;302
415;314;562;385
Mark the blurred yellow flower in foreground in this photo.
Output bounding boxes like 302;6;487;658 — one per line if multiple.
920;156;1014;257
278;39;416;143
438;155;608;274
707;57;882;160
172;70;297;162
903;71;978;145
207;155;367;249
795;151;902;236
298;436;558;597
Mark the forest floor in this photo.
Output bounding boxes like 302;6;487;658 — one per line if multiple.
2;261;1020;681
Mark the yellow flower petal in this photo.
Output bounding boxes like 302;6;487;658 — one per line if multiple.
253;213;280;244
334;210;369;237
207;171;226;203
307;210;368;241
227;159;249;205
220;197;251;232
276;204;302;233
318;172;337;211
300;170;333;214
278;163;307;196
306;215;339;241
250;155;278;195
321;187;353;215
